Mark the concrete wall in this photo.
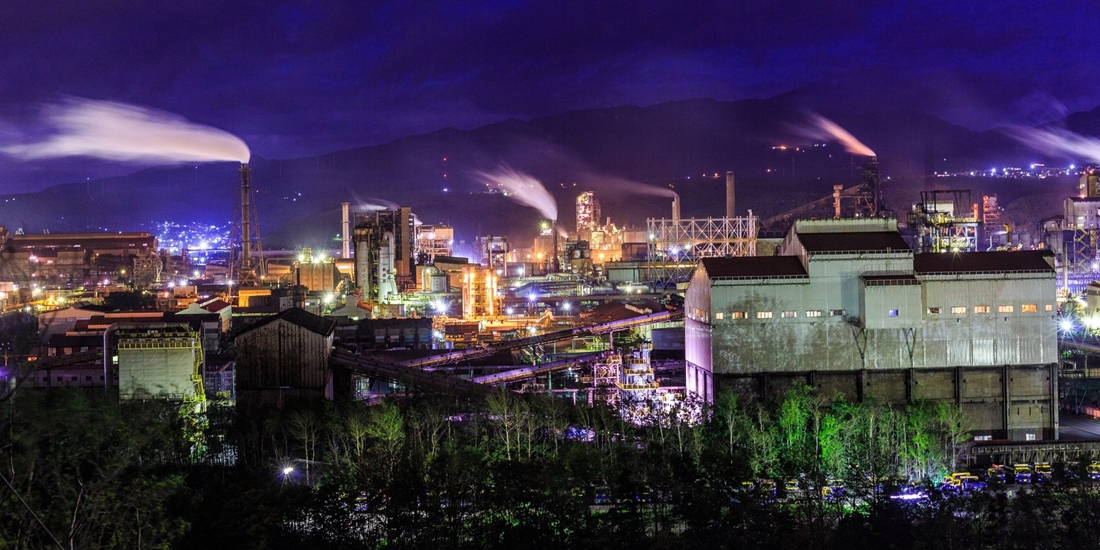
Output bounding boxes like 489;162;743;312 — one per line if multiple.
715;363;1057;441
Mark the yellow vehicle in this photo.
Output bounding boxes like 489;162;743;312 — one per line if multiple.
1034;462;1053;483
1087;463;1100;481
821;478;844;498
1012;464;1032;484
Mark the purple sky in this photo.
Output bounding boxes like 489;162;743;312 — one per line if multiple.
1;0;1098;189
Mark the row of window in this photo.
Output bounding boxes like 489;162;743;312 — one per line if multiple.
714;309;846;320
926;304;1051;315
713;303;1053;321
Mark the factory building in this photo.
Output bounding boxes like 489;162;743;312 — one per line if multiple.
234;308;336;408
685;218;1058;441
0;230;160;286
352;207;415;300
116;323;204;402
415;223;454;264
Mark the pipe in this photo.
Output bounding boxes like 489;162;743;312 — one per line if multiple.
103;323;118;396
726;171;735;218
341;202;351;259
671;193;681;225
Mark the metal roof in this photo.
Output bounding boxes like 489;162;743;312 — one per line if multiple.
796;231;910;254
913;250;1054;274
235;307;337;338
701;256;807;279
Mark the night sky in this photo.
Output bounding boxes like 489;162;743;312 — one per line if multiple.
2;1;1099;191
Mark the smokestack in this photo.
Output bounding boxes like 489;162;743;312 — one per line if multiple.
341;202;351;259
239;163;253;275
672;193;680;224
725;171;735;218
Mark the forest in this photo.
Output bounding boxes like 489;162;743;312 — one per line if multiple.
3;380;1100;549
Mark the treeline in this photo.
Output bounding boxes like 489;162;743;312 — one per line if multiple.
3;385;1100;549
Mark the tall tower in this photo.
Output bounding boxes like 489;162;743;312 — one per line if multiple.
233;163;264;285
725;171;735;218
862;157;883;216
576;191;599;239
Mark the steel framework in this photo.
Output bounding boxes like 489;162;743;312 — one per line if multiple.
910;190;980;253
646;215;758;286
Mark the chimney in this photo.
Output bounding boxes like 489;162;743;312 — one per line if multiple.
725;171;735;218
672;193;680;225
341;202;351;259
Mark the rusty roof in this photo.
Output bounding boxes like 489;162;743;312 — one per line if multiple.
796;231;910;253
234;307;337;338
914;250;1054;274
701;256;807;279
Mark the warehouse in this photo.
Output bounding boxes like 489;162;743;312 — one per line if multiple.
685;218;1058;441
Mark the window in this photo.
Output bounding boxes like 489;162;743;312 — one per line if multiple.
85;376;91;381
829;309;846;317
1045;304;1054;312
888;309;899;317
781;310;797;318
974;435;992;442
56;376;62;382
998;305;1013;313
806;310;823;318
756;311;773;319
926;307;942;314
975;305;991;314
950;306;967;314
732;311;748;319
1025;433;1037;441
714;312;725;320
1021;304;1037;313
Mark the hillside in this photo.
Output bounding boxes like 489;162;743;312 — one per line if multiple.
0;96;1082;247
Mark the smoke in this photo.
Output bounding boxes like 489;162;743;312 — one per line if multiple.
2;98;250;163
352;196;400;212
475;165;557;221
592;174;678;198
1008;126;1100;164
795;112;876;157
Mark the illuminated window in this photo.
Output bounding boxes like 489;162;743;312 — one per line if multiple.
1045;304;1053;312
998;305;1014;313
975;305;991;314
830;309;846;317
951;306;967;314
1021;304;1037;313
888;309;899;317
732;311;748;319
781;310;797;318
714;312;725;320
806;310;823;318
926;307;942;314
756;311;773;319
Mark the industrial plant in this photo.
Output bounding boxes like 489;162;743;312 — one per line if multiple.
1;112;1089;473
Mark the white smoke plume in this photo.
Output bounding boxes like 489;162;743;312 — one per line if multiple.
1009;126;1100;164
795;112;876;157
476;165;558;221
2;98;250;163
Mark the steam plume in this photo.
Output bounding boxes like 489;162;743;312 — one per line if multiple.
3;98;250;163
796;112;876;157
1008;126;1100;164
476;165;557;221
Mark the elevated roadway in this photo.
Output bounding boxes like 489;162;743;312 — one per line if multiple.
402;309;681;369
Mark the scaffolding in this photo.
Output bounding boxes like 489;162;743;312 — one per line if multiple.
645;214;758;286
910;190;980;253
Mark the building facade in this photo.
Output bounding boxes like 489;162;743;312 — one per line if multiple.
685;218;1058;441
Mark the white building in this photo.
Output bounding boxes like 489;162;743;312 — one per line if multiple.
685;218;1058;441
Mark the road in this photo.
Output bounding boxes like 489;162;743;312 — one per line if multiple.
1057;412;1100;440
